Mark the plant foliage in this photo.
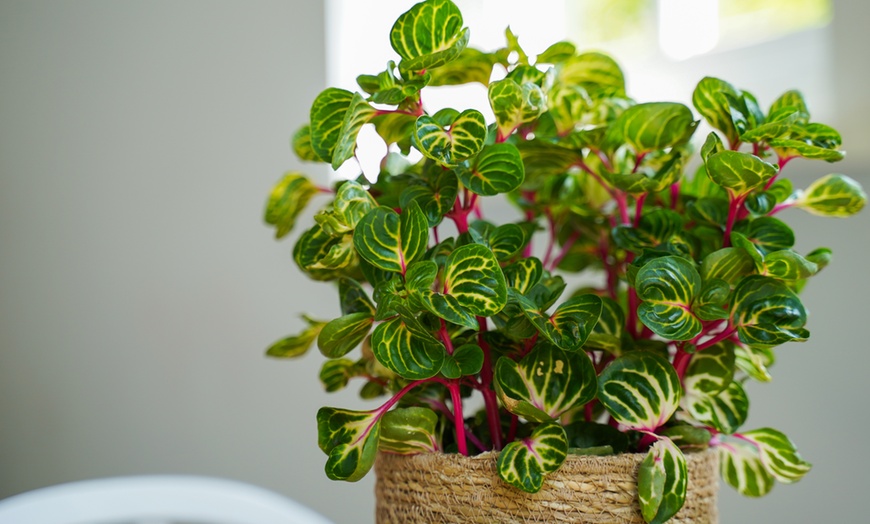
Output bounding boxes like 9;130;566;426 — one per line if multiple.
263;0;865;521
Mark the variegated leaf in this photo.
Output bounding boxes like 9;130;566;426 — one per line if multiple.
585;296;626;354
730;275;809;346
692;77;741;144
638;438;687;524
316;407;381;481
291;124;321;162
338;277;376;316
265;315;326;358
635;256;703;341
685;380;749;435
741;428;811;483
332;93;377;169
317;312;374;358
399;170;459;226
353;203;428;273
334;180;378;230
683;343;734;396
716;436;775;497
414;109;487;167
455;143;525;196
502;258;543;295
795;174;866;217
495;344;597;422
443;243;508;317
309;88;354;162
371;316;444;380
390;0;469;73
319;358;361;392
513;292;602;351
597;352;681;431
379;407;439;454
705;151;778;199
497;422;568;493
264;172;319;239
607;102;697;154
488;78;545;139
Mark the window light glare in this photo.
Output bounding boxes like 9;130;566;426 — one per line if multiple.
658;0;720;61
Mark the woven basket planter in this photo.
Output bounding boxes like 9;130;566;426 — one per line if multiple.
375;448;718;523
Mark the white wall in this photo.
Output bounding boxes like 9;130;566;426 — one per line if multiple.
1;1;868;523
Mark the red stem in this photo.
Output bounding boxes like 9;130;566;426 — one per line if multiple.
674;347;693;381
723;195;744;248
549;231;580;272
670;182;680;210
447;381;468;456
696;326;738;352
634;193;647;228
477;316;503;450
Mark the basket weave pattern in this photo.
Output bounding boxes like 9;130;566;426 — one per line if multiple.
375;449;718;523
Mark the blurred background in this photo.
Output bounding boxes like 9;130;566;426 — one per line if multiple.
1;1;867;522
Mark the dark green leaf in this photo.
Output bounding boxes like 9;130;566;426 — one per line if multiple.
598;352;681;431
497;422;568;493
455;142;525;196
316;407;380;481
730;275;809;346
636;256;703;341
353;203;429;273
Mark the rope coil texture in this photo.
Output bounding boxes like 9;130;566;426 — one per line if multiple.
375;448;718;523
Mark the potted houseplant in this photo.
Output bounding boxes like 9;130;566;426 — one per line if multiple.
263;0;866;522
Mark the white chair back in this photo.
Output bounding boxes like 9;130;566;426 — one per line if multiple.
0;475;333;524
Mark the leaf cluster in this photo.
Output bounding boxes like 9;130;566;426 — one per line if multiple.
263;1;865;521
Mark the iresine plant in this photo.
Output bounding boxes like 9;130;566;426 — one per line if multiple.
263;0;866;522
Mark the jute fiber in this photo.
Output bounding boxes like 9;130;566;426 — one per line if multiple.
375;448;718;523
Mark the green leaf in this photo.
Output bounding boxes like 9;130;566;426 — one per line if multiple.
309;88;354;163
334;180;378;230
264;172;319;239
399;170;459;226
546;84;591;135
488;78;546;138
597;352;681;431
557;52;625;96
316;407;380;481
730;276;809;346
692;77;741;144
768;90;809;123
371;316;444;380
331;92;377;169
294;224;358;280
379;407;440;454
638;438;687;524
635;256;703;341
390;0;469;73
740;428;812;483
762;250;818;281
606;152;685;196
265;316;326;358
659;425;712;447
488;223;527;261
427;47;496;86
338;278;375;316
497;422;568;493
795;174;867;216
734;343;774;382
608;102;697;154
291;124;321;162
686;380;749;434
716;437;775;497
564;421;629;453
455;142;525;196
514;293;602;351
683;343;734;396
495;344;597;422
502;258;543;295
319;358;360;393
770;139;841;162
440;343;484;379
317;312;374;358
705;151;778;199
737;216;794;254
443;243;508;316
585;296;626;354
739;111;802;143
536;41;576;64
353;203;429;273
612;208;684;253
414;109;487;167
